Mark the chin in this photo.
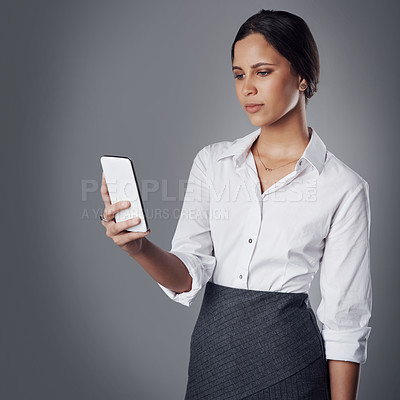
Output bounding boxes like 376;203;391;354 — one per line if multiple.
248;115;269;126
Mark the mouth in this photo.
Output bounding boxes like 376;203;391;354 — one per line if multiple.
245;103;264;113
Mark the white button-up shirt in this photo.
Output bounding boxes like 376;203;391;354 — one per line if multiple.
158;126;372;365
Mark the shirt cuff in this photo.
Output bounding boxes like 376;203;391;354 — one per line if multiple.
156;251;204;307
321;326;372;364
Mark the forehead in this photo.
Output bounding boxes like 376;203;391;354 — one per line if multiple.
233;32;284;65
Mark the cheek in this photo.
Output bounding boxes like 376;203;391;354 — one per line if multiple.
281;75;299;99
265;77;297;106
267;77;288;94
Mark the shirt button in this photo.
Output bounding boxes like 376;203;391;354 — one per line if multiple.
239;274;243;279
299;160;302;166
248;238;252;243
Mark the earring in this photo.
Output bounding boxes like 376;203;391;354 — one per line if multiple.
300;83;307;90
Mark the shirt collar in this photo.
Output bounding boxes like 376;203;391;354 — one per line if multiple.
216;126;327;175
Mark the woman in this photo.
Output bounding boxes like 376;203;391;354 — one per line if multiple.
100;9;372;400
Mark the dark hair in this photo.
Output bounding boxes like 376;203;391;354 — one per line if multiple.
231;9;320;106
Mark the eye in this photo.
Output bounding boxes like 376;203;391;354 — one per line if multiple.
233;71;271;80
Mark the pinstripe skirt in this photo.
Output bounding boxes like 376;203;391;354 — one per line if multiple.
184;281;331;400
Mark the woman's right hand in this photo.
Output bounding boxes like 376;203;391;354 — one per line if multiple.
100;172;151;256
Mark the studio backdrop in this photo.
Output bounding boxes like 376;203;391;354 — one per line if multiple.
2;0;397;399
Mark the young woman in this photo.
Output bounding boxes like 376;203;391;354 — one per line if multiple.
100;9;372;400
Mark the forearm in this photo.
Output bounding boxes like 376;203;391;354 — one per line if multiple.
128;237;192;294
328;360;361;400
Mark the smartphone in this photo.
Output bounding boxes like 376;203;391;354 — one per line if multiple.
100;155;149;233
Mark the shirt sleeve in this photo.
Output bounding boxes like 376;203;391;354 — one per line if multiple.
157;145;216;307
316;180;372;364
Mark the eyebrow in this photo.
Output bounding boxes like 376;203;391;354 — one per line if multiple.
232;62;276;72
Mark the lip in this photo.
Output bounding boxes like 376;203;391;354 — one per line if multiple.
245;103;264;113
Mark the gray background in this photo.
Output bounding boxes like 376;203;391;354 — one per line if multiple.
2;0;397;399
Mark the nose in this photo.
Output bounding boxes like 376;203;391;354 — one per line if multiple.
241;76;257;96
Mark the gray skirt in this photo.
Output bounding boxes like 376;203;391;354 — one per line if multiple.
184;281;331;400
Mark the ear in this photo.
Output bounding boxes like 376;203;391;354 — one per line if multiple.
298;76;308;91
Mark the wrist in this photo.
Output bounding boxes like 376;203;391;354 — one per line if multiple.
125;237;147;258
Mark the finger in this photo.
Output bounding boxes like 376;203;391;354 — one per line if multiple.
108;199;131;219
113;228;151;247
100;172;111;207
101;214;115;226
103;199;131;222
111;216;140;235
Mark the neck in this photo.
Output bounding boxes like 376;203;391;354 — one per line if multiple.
254;114;310;162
